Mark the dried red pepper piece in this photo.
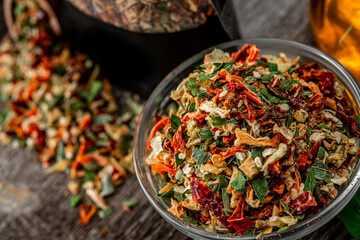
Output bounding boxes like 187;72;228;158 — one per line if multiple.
307;94;325;117
291;191;317;215
268;161;281;175
231;44;260;64
219;146;244;159
163;139;174;154
269;177;285;195
171;124;186;154
296;151;311;170
190;178;234;232
336;110;360;138
310;141;322;160
252;204;273;220
181;112;205;124
227;197;255;235
315;70;335;96
226;80;263;107
289;85;303;108
223;134;235;144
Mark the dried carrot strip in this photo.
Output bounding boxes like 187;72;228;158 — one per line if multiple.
70;143;86;178
147;116;170;150
151;163;177;175
79;203;96;226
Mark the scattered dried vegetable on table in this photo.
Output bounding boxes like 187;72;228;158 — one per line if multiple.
147;44;360;236
0;0;142;225
68;0;214;33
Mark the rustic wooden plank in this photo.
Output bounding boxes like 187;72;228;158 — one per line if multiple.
0;0;356;239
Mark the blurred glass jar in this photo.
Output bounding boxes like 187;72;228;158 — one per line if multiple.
67;0;214;33
309;0;360;80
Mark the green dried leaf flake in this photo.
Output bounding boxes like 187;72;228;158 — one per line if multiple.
251;147;264;163
192;147;211;165
185;78;198;97
222;190;231;216
199;125;213;140
278;226;289;232
99;207;113;219
175;169;183;180
259;73;275;82
280;200;293;217
294;127;299;138
251;174;268;203
181;215;198;225
198;74;209;82
317;123;333;130
100;173;115;197
170;114;182;132
260;88;282;104
268;62;278;72
317;147;325;160
56;140;65;162
175;152;186;169
92;114;113;124
122;198;139;208
198;91;213;100
209;116;237;127
304;167;317;193
70;195;83;207
312;161;331;182
88;81;103;102
256;60;266;68
231;170;248;194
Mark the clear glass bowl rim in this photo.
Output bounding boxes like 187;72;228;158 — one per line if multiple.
134;38;360;240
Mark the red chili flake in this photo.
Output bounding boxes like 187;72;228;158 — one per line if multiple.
273;184;285;195
319;197;328;206
200;214;211;222
223;134;235;143
289;85;303;108
181;112;205;125
293;168;302;190
297;63;320;81
254;204;273;219
226;80;263;107
310;141;322;160
268;161;281;175
171;124;186;154
231;44;260;64
291;191;317;215
307;94;325;116
190;178;234;232
206;88;217;95
296;151;311;170
315;70;335;96
339;112;360;138
28;123;45;150
269;177;285;195
282;191;292;205
164;139;174;154
227;197;255;235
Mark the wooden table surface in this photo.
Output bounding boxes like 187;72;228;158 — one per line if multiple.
0;0;357;239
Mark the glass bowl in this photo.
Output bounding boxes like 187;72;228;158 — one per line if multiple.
133;38;360;239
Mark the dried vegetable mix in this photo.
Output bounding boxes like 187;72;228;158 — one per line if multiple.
147;44;360;235
68;0;214;33
0;0;142;225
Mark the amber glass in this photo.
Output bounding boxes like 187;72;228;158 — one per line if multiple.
309;0;360;80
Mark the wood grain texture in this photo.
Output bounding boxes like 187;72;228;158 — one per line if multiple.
0;0;356;239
